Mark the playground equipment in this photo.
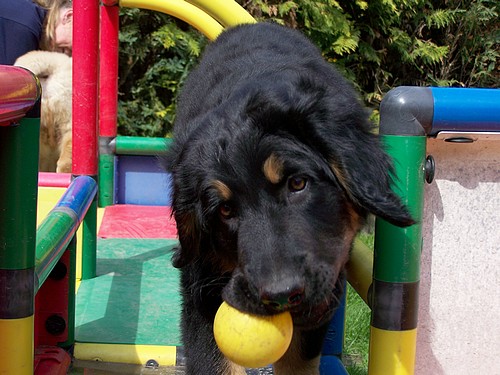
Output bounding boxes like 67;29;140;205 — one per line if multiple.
381;87;500;375
0;0;498;374
373;86;499;375
0;65;97;373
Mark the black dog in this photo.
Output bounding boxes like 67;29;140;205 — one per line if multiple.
165;22;414;375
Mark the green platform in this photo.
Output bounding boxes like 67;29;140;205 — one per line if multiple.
75;238;182;346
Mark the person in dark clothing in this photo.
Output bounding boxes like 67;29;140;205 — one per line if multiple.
0;0;47;65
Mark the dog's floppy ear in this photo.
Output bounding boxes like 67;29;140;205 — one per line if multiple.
327;137;415;227
314;111;416;227
167;158;203;268
164;143;203;268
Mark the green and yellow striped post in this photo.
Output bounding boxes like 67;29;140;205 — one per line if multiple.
368;87;430;374
369;136;425;375
0;66;41;374
0;116;40;374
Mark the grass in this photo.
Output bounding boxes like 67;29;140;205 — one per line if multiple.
344;284;371;374
343;232;374;375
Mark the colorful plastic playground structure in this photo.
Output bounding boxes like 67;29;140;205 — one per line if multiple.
1;0;499;374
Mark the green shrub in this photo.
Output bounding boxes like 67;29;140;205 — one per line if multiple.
244;0;499;111
118;8;206;137
117;1;498;135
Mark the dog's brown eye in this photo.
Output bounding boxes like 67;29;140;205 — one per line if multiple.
288;176;307;192
219;202;234;219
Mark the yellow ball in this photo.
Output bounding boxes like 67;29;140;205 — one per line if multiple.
213;301;293;368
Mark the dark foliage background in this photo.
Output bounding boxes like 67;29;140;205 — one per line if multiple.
117;0;499;137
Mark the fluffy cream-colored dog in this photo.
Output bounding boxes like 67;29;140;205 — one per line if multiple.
15;51;72;173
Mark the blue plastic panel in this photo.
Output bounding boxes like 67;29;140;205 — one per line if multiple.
115;155;172;206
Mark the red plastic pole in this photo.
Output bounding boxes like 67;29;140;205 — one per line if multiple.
72;0;99;279
99;3;119;138
98;3;119;207
72;0;100;176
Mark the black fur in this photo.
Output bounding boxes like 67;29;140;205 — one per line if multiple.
165;23;414;374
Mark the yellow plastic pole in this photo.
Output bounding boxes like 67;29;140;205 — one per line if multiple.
186;0;255;27
119;0;224;40
369;327;417;375
0;316;34;374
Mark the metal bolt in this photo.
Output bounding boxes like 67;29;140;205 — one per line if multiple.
145;359;159;369
425;155;435;184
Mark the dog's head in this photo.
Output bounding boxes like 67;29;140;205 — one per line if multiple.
167;73;414;328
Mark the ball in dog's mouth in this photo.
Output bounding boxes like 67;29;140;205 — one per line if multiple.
214;301;293;368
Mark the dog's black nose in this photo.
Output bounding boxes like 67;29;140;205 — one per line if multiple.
261;287;305;312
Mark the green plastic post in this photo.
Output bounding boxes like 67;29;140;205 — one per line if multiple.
0;118;40;270
373;135;426;283
81;199;97;280
99;153;114;207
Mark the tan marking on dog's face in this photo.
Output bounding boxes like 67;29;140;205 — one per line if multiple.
329;159;358;204
209;250;238;274
263;153;284;184
346;203;363;233
329;160;348;191
211;180;233;201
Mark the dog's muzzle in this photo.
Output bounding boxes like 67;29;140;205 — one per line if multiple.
261;286;305;312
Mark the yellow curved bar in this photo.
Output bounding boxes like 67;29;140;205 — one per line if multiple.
346;237;373;306
74;342;177;365
186;0;255;27
119;0;224;40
